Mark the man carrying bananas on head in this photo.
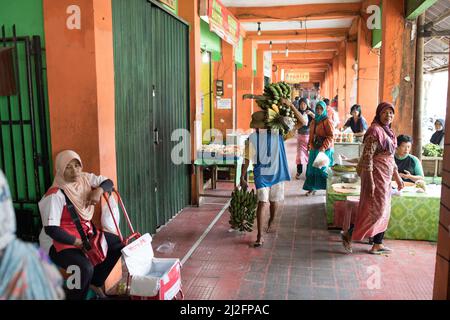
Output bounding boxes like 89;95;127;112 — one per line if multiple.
240;97;307;248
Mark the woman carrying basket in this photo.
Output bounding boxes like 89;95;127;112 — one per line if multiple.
38;150;124;300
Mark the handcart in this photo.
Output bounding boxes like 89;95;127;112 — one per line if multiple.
103;189;184;300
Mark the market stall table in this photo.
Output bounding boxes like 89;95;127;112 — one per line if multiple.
327;180;441;241
194;157;244;203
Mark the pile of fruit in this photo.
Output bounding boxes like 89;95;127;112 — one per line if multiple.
229;186;258;233
250;81;298;135
423;143;444;157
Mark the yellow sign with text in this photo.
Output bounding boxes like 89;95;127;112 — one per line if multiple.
285;72;310;83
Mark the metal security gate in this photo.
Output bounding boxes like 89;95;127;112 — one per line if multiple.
0;26;51;242
112;0;190;235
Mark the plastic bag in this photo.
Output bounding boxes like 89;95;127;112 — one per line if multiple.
313;151;330;169
101;194;120;235
156;241;175;254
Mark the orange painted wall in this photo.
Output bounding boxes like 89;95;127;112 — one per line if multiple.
214;40;235;138
236;38;254;131
43;0;116;181
357;17;379;124
254;48;265;97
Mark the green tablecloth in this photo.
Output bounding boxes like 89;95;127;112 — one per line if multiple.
326;181;441;242
385;186;441;241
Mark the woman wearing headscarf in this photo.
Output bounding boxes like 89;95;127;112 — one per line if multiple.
38;150;124;300
303;101;335;196
341;103;404;255
430;118;445;148
295;98;315;179
0;170;65;300
343;104;369;139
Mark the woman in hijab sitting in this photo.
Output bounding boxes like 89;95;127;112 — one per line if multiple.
303;101;335;196
430;119;445;148
0;170;65;300
38;150;124;300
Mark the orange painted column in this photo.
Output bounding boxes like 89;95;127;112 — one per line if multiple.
346;41;358;117
254;48;265;97
433;52;450;300
236;38;254;131
214;40;235;137
332;55;339;100
179;0;202;205
357;16;379;124
338;41;347;123
379;0;416;136
43;0;116;180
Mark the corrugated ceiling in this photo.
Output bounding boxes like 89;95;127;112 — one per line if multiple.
424;0;449;73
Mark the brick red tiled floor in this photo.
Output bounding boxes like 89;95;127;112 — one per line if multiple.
151;139;437;300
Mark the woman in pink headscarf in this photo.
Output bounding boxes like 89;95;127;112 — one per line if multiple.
38;150;123;300
341;103;404;255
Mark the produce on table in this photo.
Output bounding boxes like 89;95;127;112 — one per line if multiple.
415;179;427;192
331;164;357;173
423;143;443;157
229;186;258;232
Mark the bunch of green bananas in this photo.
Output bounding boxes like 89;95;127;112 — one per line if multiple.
255;82;292;110
263;82;292;105
229;186;258;232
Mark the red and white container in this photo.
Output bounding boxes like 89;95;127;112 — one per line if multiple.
103;190;183;300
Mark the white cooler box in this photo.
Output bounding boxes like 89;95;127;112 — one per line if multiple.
121;233;183;300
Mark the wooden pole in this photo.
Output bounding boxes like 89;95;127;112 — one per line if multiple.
413;13;425;159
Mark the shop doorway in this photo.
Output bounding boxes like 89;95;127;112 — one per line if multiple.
112;0;191;235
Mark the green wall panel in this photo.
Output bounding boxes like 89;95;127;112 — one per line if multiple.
200;19;222;61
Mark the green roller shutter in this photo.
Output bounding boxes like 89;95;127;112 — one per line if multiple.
112;0;190;236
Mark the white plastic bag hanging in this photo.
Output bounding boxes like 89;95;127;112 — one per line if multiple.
101;193;120;235
313;151;330;169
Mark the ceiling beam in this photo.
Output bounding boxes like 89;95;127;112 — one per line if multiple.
246;28;348;41
228;3;361;22
272;52;336;61
258;41;339;51
273;60;333;66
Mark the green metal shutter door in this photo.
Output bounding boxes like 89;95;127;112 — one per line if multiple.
113;0;190;235
152;4;190;228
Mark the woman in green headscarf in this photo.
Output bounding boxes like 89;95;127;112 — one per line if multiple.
303;101;335;196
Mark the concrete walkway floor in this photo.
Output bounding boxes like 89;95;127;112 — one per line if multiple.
151;139;437;300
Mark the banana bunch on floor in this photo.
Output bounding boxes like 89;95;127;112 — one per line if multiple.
229;186;258;232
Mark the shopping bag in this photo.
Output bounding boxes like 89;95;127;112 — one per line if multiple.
101;193;120;235
313;151;330;169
